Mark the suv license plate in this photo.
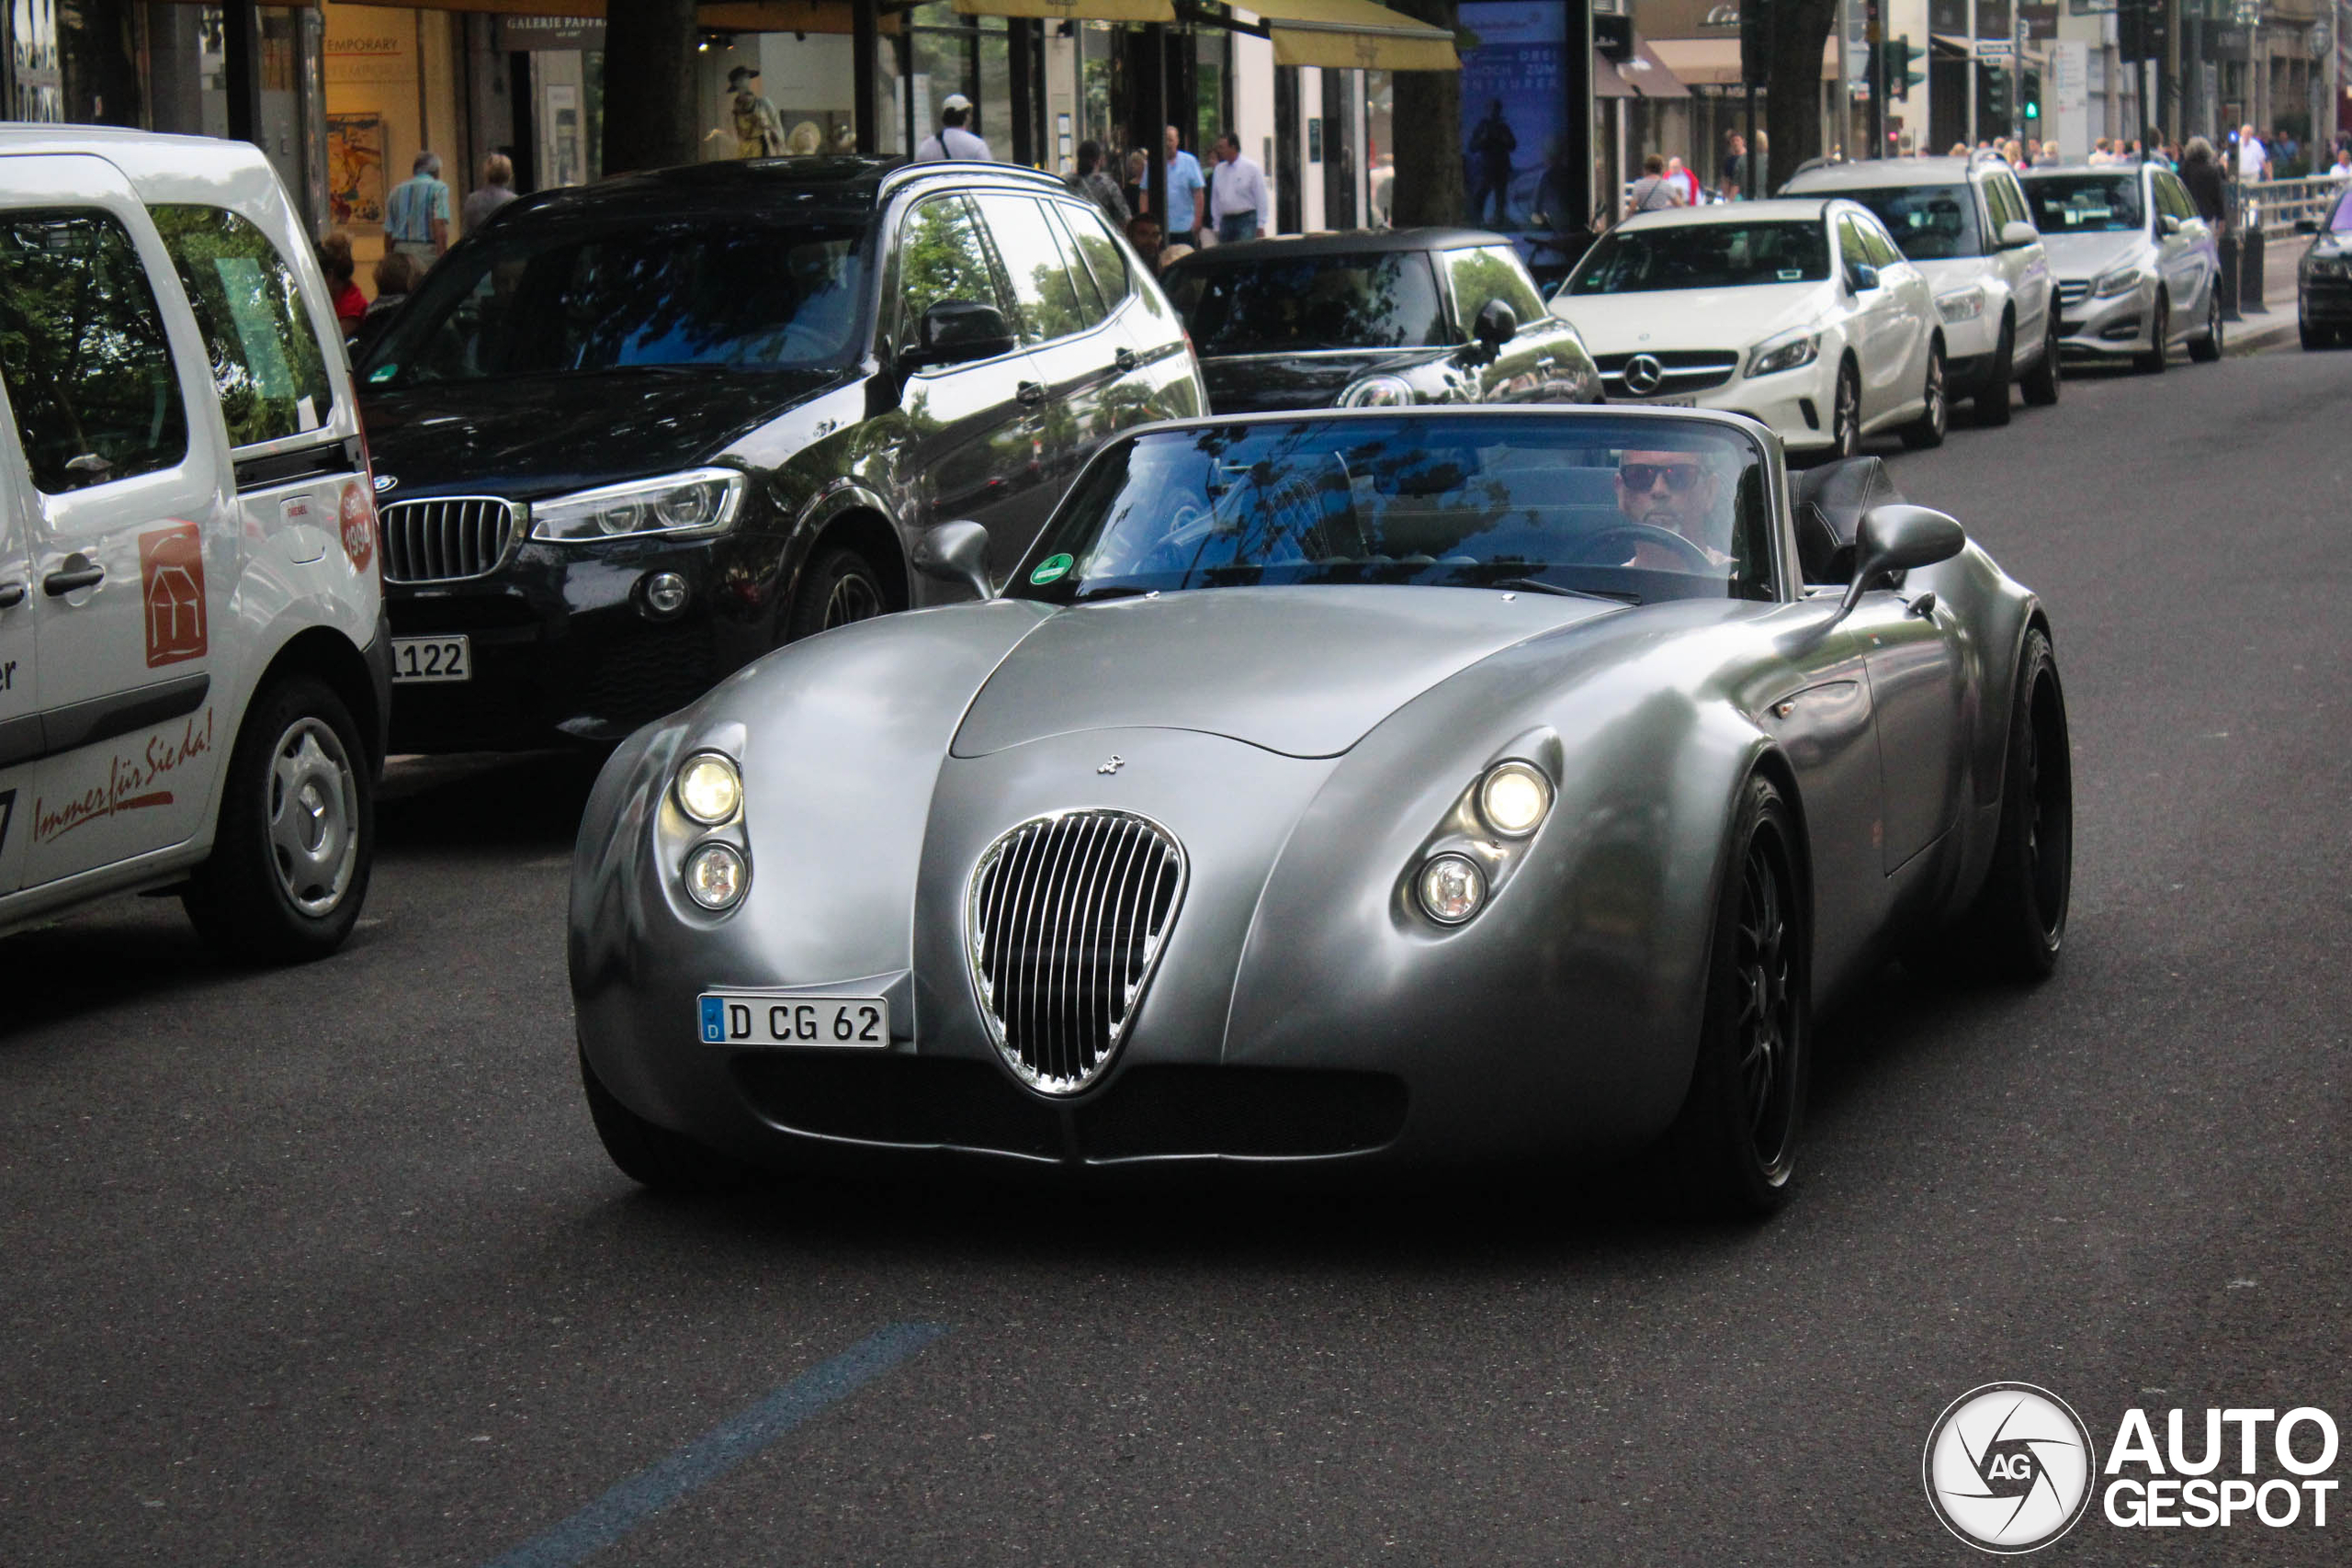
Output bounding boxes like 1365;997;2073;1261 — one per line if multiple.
391;636;469;682
700;993;890;1047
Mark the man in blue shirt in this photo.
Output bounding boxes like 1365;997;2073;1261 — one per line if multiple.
1161;125;1206;249
385;150;451;267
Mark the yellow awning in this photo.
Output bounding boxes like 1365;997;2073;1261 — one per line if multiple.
1238;0;1458;72
954;0;1176;19
332;0;875;29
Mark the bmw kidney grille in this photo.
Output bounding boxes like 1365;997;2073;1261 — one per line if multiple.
379;496;515;583
967;810;1185;1095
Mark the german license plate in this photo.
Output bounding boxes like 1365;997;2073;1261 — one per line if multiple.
391;635;469;682
699;992;889;1047
1625;394;1698;408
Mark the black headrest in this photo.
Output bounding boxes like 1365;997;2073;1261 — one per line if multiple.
1792;456;1905;583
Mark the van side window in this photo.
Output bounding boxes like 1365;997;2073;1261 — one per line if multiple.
149;204;334;449
0;209;190;494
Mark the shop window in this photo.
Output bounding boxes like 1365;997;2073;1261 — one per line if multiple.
149;204;334;449
0;208;189;494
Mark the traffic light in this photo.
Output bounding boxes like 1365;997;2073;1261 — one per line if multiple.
1593;13;1634;63
1885;36;1918;101
1981;62;2011;126
2022;69;2041;122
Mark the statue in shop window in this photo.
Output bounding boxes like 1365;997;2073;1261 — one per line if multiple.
729;65;786;159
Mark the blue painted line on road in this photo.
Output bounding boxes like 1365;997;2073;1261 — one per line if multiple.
481;1321;951;1568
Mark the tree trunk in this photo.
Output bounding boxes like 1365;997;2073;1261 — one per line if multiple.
1764;0;1838;193
1385;0;1462;228
602;0;698;178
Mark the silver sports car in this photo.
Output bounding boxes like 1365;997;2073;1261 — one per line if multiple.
569;408;2070;1214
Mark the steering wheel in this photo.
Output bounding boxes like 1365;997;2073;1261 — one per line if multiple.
1561;523;1716;573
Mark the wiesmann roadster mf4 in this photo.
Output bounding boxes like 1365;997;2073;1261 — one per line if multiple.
569;408;2070;1214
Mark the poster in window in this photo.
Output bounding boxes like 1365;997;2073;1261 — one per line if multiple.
1457;3;1566;251
326;113;385;227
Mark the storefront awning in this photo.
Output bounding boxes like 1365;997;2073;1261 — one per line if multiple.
1646;35;1837;86
332;0;872;31
954;0;1177;19
1237;0;1459;72
1599;38;1690;100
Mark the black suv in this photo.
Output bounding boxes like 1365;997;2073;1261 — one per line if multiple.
1161;228;1598;414
356;157;1203;750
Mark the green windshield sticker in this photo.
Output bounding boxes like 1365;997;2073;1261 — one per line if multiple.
1030;553;1073;585
368;363;399;384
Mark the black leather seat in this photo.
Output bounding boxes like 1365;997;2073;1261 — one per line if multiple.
1792;456;1905;584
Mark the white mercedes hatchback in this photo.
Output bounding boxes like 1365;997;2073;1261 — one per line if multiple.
0;130;387;961
1548;197;1946;459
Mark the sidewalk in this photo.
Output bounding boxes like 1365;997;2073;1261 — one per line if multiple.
2223;256;2303;355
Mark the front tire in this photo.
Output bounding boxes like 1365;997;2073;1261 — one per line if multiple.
1973;317;2014;426
1900;340;1948;449
2188;287;2223;362
183;674;373;964
1930;628;2073;981
1664;774;1810;1219
786;547;889;643
2020;314;2062;406
1828;359;1861;461
2136;293;2170;373
580;1043;751;1193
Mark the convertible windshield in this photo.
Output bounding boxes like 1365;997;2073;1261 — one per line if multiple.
359;220;869;386
1010;414;1776;607
1163;252;1448;355
1566;222;1831;295
1832;185;1983;260
2023;175;2144;234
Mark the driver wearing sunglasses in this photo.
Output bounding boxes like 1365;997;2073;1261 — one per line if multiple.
1611;446;1736;570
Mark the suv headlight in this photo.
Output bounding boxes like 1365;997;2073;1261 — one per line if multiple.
1936;286;1987;322
1337;374;1416;408
1745;332;1821;378
530;468;747;542
2091;267;2145;299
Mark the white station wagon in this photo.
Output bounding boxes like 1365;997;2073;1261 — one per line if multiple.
0;129;387;961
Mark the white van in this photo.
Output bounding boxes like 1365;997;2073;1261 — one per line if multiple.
0;129;387;961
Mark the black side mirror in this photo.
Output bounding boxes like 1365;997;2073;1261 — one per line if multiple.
913;520;994;600
1472;298;1519;348
910;300;1016;369
1848;263;1881;293
2296;217;2321;235
1834;503;1966;620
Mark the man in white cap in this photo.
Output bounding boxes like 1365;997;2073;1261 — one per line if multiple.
915;94;992;162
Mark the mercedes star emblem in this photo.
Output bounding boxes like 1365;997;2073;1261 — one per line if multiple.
1621;355;1666;397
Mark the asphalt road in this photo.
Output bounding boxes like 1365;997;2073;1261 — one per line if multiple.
6;336;2350;1567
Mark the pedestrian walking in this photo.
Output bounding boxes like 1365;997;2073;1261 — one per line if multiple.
1468;99;1518;227
1667;156;1701;206
914;93;991;162
461;152;518;233
2181;136;2228;227
2236;125;2270;182
384;151;451;266
1207;131;1269;244
1125;214;1165;276
1124;148;1149;221
317;231;367;343
1159;126;1206;249
1624;152;1680;217
1718;132;1747;201
1068;141;1129;226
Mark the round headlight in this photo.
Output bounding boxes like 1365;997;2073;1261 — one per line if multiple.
674;752;742;826
684;842;747;911
595;500;644;536
654;486;714;529
1477;761;1552;839
1416;853;1487;925
1337;373;1415;408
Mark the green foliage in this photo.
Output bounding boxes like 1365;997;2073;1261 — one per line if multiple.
149;203;334;448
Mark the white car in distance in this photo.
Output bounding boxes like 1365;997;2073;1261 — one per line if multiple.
1549;197;1946;460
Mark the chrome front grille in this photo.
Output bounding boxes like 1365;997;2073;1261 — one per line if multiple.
2055;280;2091;309
379;496;516;583
1595;350;1740;395
966;810;1186;1095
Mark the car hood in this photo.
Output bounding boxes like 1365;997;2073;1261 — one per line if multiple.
1550;284;1830;355
1196;348;1453;414
2040;231;2148;280
359;367;856;501
951;585;1624;760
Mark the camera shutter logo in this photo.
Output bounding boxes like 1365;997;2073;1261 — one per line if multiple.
1923;1383;2097;1552
1622;354;1666;396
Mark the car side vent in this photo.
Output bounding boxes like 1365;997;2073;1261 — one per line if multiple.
966;810;1186;1096
379;496;516;583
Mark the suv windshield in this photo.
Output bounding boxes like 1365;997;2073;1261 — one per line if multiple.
359;219;869;386
1826;185;1982;259
1009;414;1775;607
2023;175;2144;234
1163;252;1447;355
1566;222;1830;294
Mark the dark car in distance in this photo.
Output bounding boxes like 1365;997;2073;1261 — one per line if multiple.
2295;186;2352;348
356;156;1203;751
1160;228;1598;415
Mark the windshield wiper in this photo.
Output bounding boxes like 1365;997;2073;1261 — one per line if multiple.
1489;577;1641;604
1072;583;1158;603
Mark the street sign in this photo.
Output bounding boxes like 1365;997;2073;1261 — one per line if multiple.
1976;38;2017;59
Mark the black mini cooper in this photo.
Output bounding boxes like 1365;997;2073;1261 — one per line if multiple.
2296;185;2352;349
356;157;1203;750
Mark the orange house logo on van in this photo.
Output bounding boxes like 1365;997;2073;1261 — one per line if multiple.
140;523;207;667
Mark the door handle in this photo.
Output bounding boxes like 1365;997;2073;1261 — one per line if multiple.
0;579;25;609
45;561;106;596
1016;381;1046;407
1114;347;1139;373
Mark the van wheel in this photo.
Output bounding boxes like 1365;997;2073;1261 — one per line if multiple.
184;674;373;964
1973;318;2014;426
2020;316;2062;405
786;547;889;641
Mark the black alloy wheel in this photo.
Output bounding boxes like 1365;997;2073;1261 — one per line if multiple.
1665;773;1809;1218
1830;360;1861;460
2188;287;2223;362
2137;293;2170;374
1901;341;1948;449
786;546;890;642
1974;317;2014;426
2020;314;2062;406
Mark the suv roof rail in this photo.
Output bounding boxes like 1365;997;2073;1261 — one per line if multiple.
1787;155;1837;180
876;159;1069;199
